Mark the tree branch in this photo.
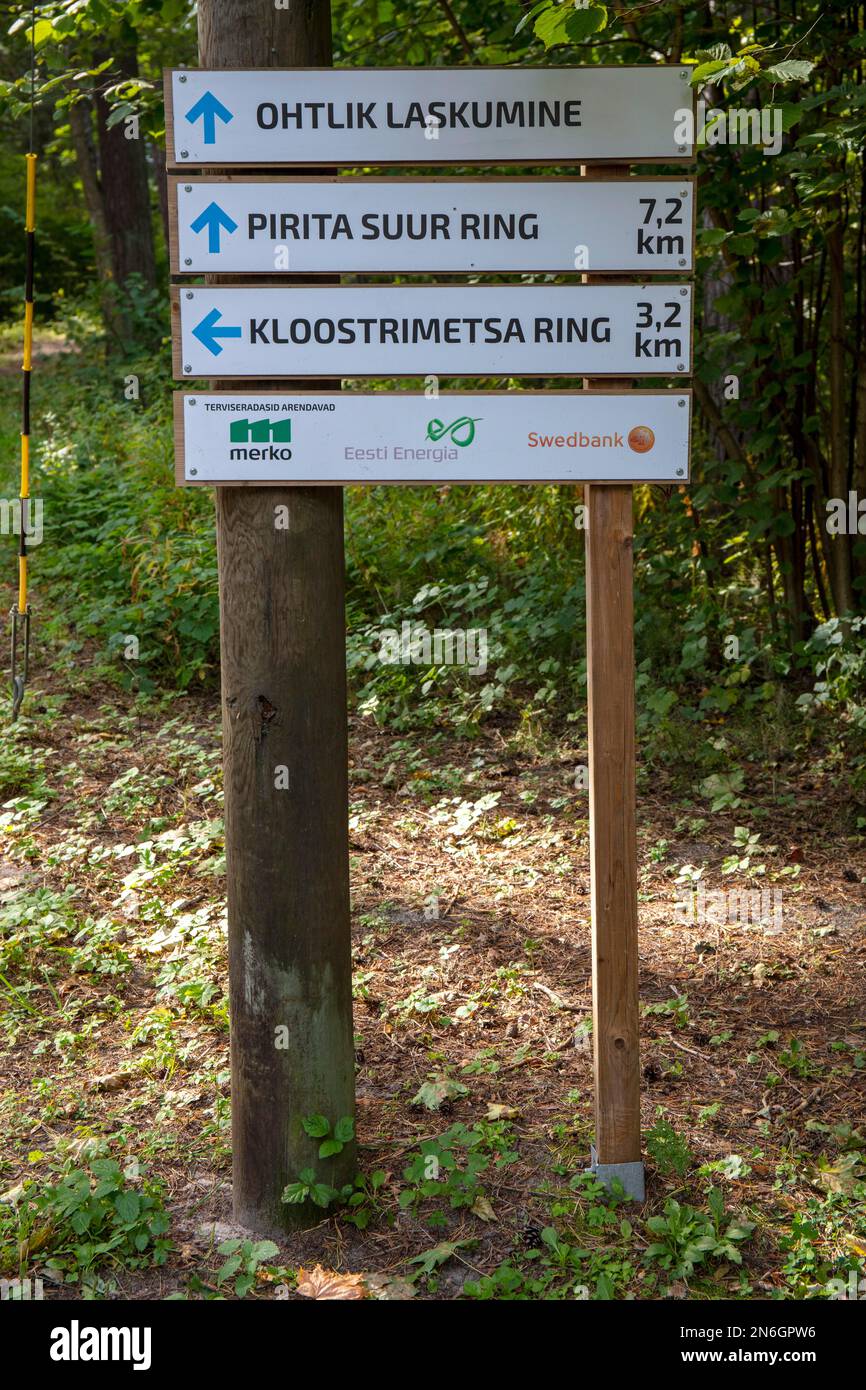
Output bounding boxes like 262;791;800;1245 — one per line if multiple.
435;0;474;62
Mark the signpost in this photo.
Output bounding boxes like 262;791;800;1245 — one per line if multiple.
168;26;696;1229
173;284;693;378
165;65;694;166
169;177;695;274
174;390;691;484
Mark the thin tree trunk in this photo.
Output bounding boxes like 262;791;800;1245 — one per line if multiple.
68;96;125;343
94;40;156;296
826;201;854;613
151;141;170;257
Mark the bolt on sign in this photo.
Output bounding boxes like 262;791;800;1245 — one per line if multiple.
165;66;694;166
174;391;692;485
169;177;696;275
173;284;693;379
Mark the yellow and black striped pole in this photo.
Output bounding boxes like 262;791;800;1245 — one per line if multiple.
10;151;36;720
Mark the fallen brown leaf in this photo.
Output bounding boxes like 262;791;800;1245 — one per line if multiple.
295;1265;367;1300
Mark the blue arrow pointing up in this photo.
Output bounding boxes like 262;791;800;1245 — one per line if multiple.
192;308;243;357
190;201;238;254
184;90;233;145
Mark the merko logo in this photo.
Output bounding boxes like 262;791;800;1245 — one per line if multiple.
229;416;292;461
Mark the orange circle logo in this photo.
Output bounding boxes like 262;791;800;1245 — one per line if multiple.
628;426;655;453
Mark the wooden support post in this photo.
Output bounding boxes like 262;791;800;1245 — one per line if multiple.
584;484;642;1180
198;0;355;1236
582;163;643;1198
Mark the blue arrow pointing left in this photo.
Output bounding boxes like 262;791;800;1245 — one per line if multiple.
192;308;243;357
184;90;233;145
190;201;238;254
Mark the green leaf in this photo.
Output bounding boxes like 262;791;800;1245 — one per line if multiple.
33;18;56;47
563;4;606;43
302;1115;330;1138
309;1182;338;1208
514;0;550;36
250;1240;280;1262
409;1239;473;1277
692;43;732;63
113;1191;140;1223
318;1138;344;1158
534;3;606;50
411;1076;469;1111
778;102;804;130
726;1221;756;1241
281;1182;310;1205
217;1255;242;1282
333;1116;355;1144
691;59;738;85
764;59;814;83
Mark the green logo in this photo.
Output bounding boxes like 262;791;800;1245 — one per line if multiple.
230;416;291;444
426;415;481;448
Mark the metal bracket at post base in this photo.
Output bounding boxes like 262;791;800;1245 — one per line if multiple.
587;1145;646;1202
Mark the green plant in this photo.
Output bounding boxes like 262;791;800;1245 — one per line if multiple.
0;1158;172;1289
281;1169;342;1210
400;1121;517;1224
645;1115;694;1177
643;994;690;1029
644;1188;754;1280
301;1114;355;1159
341;1169;389;1231
214;1237;280;1298
779;1038;819;1079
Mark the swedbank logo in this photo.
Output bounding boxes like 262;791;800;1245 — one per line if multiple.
527;425;656;451
628;425;655;453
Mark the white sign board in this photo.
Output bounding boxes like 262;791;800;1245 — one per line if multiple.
175;392;691;485
170;177;695;275
174;285;693;379
165;67;694;166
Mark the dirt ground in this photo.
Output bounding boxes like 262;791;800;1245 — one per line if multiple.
1;637;865;1300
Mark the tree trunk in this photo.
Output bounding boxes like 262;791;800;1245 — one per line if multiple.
827;202;854;614
196;0;355;1237
94;39;157;297
151;140;170;258
68;96;126;344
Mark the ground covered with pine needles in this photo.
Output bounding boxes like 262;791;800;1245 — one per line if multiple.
1;635;865;1300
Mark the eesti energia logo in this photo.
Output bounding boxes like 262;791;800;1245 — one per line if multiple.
229;416;292;460
426;415;481;448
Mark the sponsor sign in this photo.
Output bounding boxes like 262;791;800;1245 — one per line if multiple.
174;390;692;484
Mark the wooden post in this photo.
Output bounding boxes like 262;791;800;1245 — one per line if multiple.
198;0;356;1236
582;164;644;1198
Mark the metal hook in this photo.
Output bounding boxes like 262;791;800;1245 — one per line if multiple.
10;605;31;721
